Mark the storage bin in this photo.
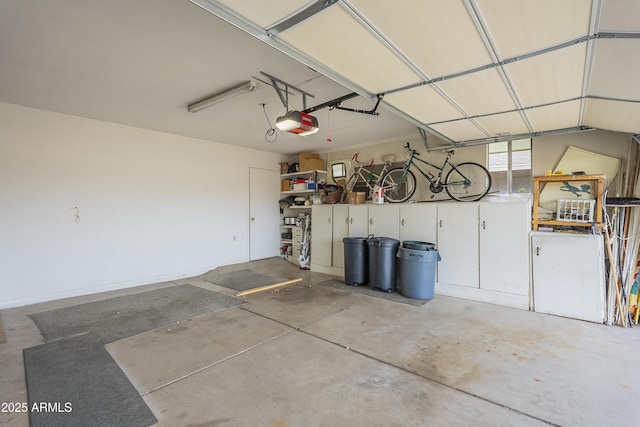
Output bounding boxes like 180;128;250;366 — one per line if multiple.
367;236;400;292
343;237;368;286
557;199;595;222
397;246;441;299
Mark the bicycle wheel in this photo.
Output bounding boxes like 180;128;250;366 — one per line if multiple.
445;162;491;201
380;168;416;203
340;173;358;203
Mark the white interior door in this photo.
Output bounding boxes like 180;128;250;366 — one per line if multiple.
249;168;280;261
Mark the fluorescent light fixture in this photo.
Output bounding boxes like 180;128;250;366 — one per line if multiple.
276;111;319;136
187;80;257;113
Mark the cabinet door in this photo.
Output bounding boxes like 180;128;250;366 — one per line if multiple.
368;204;400;239
531;232;605;322
332;205;349;267
437;203;479;288
310;205;332;268
479;201;530;295
399;203;437;244
348;205;369;237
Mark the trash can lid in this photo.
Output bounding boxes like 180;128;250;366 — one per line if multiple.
343;237;368;243
403;240;436;251
367;236;400;247
397;247;441;261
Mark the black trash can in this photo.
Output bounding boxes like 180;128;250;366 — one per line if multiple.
367;236;400;292
397;241;441;299
343;237;368;286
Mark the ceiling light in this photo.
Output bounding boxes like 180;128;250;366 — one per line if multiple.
187;80;257;113
276;111;319;136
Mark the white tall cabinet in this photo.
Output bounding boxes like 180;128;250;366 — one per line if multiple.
479;200;531;296
435;198;531;309
437;202;479;288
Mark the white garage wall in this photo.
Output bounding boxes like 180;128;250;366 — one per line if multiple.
0;102;280;308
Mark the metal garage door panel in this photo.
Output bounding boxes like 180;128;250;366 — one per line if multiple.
526;100;582;132
384;85;464;124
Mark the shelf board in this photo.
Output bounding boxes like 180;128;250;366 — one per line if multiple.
281;189;315;194
532;219;601;228
283;205;312;209
280;239;293;244
281;170;327;178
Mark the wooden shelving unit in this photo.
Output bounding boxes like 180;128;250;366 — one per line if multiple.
532;174;604;230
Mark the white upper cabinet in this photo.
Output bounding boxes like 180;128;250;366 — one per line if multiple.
399;203;437;244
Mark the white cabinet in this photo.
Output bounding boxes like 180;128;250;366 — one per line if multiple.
531;232;605;323
437;202;479;288
368;204;400;239
332;204;349;268
310;205;333;268
347;205;369;237
479;200;530;296
399;203;437;244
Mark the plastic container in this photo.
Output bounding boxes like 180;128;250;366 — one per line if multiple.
367;236;400;292
396;246;441;299
402;240;436;251
343;237;368;286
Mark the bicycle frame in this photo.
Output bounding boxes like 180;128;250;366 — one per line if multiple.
348;159;392;193
398;149;457;187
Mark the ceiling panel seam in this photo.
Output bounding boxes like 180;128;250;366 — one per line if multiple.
340;0;490;138
464;0;534;134
267;0;339;34
190;0;457;144
425;126;594;151
579;0;603;127
339;1;432;84
425;97;585;127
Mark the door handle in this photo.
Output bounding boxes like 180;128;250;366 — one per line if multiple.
350;218;353;224
482;220;486;229
535;246;540;256
328;218;331;224
401;219;405;226
370;218;373;225
439;220;443;228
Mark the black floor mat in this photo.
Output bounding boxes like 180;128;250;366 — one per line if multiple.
25;284;244;427
29;284;243;343
204;268;289;292
24;332;157;427
318;279;431;307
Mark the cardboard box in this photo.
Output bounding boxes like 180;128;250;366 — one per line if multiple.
301;158;325;172
281;180;291;191
299;152;319;164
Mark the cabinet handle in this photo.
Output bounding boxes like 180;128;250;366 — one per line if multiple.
482;220;486;230
401;219;405;226
535;246;540;256
439;220;443;228
350;218;353;224
328;217;331;224
370;218;373;225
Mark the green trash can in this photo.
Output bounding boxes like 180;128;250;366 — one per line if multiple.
397;242;441;299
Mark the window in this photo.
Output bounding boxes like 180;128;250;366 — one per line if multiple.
487;138;532;194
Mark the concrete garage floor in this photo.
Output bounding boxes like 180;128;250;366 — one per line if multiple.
1;257;640;427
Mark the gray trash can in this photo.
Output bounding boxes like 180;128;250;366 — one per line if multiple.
367;236;400;292
397;241;441;299
343;237;368;286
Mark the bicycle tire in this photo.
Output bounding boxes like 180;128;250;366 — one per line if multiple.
340;173;358;203
445;162;491;202
380;168;416;203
